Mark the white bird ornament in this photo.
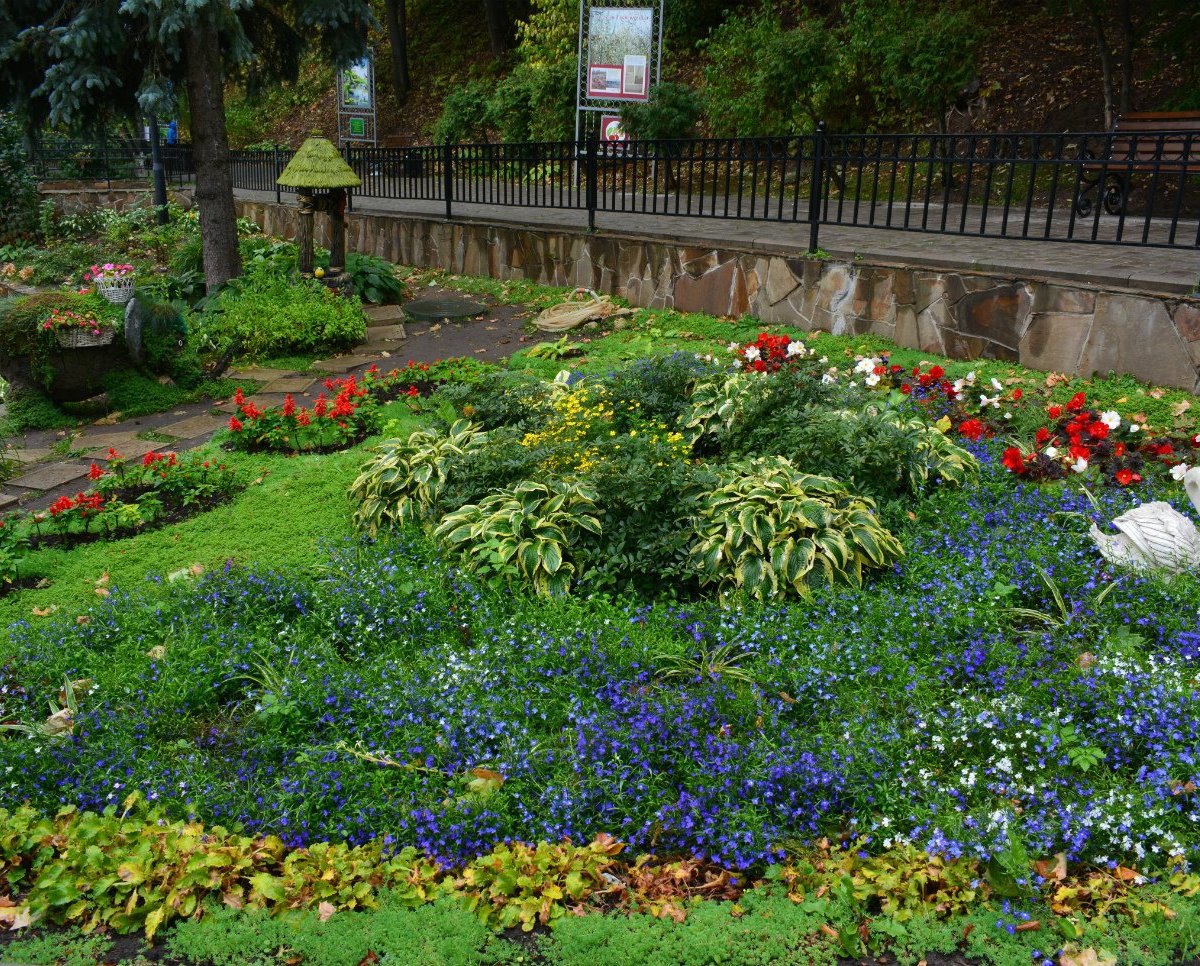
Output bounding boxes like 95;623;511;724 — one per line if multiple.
1090;466;1200;574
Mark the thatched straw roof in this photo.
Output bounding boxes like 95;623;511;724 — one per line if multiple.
277;137;362;189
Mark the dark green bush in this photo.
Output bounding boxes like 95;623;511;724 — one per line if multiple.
620;83;703;141
437;372;559;431
431;80;493;143
0;114;38;245
343;252;406;304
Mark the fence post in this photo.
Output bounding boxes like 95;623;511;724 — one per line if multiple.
585;131;598;232
101;129;111;190
443;138;454;219
807;121;826;253
273;146;281;205
343;144;354;212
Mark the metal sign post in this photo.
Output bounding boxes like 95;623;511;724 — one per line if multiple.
337;49;378;147
574;0;664;173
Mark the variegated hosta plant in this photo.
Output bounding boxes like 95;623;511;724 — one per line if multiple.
872;408;978;489
434;480;602;597
350;419;485;536
690;456;903;599
682;373;761;443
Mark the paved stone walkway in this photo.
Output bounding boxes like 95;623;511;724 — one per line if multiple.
234;188;1200;295
0;291;532;513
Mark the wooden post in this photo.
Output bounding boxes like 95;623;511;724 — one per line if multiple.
297;189;315;276
329;187;347;273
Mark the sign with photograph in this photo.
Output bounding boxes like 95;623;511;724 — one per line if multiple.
600;115;628;142
586;6;654;102
339;56;373;111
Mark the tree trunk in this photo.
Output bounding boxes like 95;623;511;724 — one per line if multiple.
483;0;510;56
1090;11;1116;128
384;0;411;103
1117;0;1135;115
183;8;241;292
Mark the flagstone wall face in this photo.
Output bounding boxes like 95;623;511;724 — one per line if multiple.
235;200;1200;393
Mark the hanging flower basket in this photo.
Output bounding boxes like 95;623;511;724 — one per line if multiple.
94;277;136;305
55;326;116;349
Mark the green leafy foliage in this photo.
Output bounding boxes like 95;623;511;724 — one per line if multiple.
690;456;903;599
197;274;365;359
434;479;602;596
620;83;704;141
350;419;487;535
344;252;407;304
457;834;624;931
0;512;28;587
0;113;37;245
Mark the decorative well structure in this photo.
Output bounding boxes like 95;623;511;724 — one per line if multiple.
276;137;361;286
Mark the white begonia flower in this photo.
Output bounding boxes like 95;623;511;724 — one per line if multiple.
819;356;828;364
1100;410;1121;429
1044;446;1059;458
1171;463;1191;481
991;378;1003;391
1128;423;1141;433
727;341;740;353
786;341;804;357
864;373;881;387
744;345;761;362
821;373;837;384
1071;456;1089;473
979;394;999;409
854;357;876;374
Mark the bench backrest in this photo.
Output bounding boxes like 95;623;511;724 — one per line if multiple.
1109;111;1200;166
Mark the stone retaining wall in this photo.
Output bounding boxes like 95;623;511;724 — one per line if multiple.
237;198;1200;393
38;183;194;217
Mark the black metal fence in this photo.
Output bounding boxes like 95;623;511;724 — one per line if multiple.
31;138;194;189
35;128;1200;250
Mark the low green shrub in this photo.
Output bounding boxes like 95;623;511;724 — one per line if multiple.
344;252;407;304
0;113;38;245
198;274;365;359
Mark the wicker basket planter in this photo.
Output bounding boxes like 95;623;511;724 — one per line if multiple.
94;277;136;304
54;327;116;349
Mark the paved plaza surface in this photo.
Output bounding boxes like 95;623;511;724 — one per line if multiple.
234;187;1200;294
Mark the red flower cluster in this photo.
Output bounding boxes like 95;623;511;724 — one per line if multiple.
48;492;104;518
225;376;389;454
730;332;812;373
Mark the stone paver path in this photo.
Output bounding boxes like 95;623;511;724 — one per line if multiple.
0;289;531;513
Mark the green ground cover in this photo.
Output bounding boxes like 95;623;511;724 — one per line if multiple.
2;272;1200;965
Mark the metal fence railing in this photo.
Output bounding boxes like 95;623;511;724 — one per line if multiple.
32;138;194;189
34;129;1200;250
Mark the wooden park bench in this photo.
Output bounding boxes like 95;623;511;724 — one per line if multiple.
1074;110;1200;216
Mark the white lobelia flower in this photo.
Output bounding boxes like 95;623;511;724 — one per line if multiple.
1044;446;1059;458
1071;456;1089;473
744;345;761;362
1100;410;1121;430
1171;463;1191;481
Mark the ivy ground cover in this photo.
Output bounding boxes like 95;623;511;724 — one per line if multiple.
2;304;1200;963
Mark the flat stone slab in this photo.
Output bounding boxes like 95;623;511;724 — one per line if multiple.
158;413;231;440
364;304;406;325
0;492;21;511
261;375;318;393
2;446;53;464
362;324;407;344
312;355;379;373
6;462;90;492
227;367;299;383
78;437;161;459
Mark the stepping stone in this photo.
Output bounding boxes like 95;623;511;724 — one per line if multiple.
158;413;231;440
73;430;142;450
261;375;317;394
3;447;53;464
0;492;21;511
364;304;405;326
312;355;378;373
78;438;161;459
7;462;90;492
227;367;298;383
362;323;407;345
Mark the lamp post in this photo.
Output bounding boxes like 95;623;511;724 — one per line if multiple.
147;113;169;225
276;137;362;291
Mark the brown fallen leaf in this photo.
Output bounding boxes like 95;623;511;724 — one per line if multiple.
1172;400;1192;418
146;645;167;660
222;892;244;910
31;605;58;617
95;572;109;586
1060;947;1118;966
1078;651;1096;670
76;616;90;626
318;901;336;922
1034;853;1067;882
94;587;110;597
